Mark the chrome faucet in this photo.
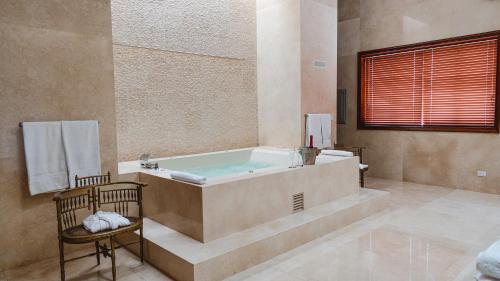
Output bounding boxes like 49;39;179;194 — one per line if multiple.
140;153;158;169
139;153;150;164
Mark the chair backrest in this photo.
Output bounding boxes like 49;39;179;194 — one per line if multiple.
53;181;146;234
96;183;142;218
75;171;111;187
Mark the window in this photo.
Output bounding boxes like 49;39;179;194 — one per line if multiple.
358;31;499;132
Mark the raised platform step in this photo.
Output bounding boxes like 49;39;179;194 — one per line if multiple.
121;188;390;281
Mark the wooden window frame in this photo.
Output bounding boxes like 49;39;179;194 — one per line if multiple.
357;30;500;133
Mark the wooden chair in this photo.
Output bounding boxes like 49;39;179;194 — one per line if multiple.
335;146;368;187
53;180;147;281
75;171;111;187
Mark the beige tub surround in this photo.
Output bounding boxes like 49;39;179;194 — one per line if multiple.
119;147;360;242
119;188;390;281
337;0;500;194
257;0;338;148
116;146;376;280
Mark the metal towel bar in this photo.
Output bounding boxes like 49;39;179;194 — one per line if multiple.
19;121;100;128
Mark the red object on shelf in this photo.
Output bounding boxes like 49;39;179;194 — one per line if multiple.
309;135;313;148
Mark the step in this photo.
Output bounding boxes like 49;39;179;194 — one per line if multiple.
119;188;390;281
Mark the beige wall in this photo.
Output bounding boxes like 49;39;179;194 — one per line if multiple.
301;0;338;144
337;0;500;193
257;0;302;148
112;0;258;161
257;0;338;147
0;0;117;271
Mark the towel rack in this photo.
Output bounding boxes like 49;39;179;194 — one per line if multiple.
19;121;101;128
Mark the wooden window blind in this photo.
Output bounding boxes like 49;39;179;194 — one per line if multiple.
358;31;499;132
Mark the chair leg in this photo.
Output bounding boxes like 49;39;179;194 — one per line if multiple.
95;241;101;265
58;239;65;281
110;236;116;281
140;226;144;263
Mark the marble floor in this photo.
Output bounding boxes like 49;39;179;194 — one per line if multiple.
2;177;500;281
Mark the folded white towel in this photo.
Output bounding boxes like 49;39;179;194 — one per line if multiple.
171;171;207;185
315;154;341;164
477;240;500;279
83;211;130;233
22;122;69;195
359;164;369;170
321;149;354;157
62;120;101;187
96;211;130;229
82;214;110;233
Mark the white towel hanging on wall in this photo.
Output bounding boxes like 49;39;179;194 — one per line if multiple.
22;122;69;195
305;113;332;149
62;120;101;187
320;114;332;148
22;120;101;194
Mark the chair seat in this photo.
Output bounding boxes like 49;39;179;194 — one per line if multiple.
62;217;141;243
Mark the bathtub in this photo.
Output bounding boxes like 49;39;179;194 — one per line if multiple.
119;147;360;242
156;147;292;181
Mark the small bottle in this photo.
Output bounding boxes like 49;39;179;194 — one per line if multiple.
289;147;298;168
289;148;297;168
296;149;304;167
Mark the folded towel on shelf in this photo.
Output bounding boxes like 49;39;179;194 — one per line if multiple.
83;211;130;233
320;149;354;157
477;240;500;279
62;120;101;188
171;171;207;185
22;121;69;195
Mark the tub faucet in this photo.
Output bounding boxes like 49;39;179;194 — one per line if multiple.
140;153;158;169
140;153;150;164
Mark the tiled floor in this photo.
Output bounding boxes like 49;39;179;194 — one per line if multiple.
3;177;500;281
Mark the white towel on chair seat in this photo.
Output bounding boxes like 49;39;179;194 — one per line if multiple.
477;240;500;279
82;214;109;233
83;211;130;233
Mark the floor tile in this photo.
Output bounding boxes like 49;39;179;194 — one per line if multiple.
3;248;173;281
274;226;470;281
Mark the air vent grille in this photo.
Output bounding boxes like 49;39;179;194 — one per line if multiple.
292;193;304;212
337;88;347;125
